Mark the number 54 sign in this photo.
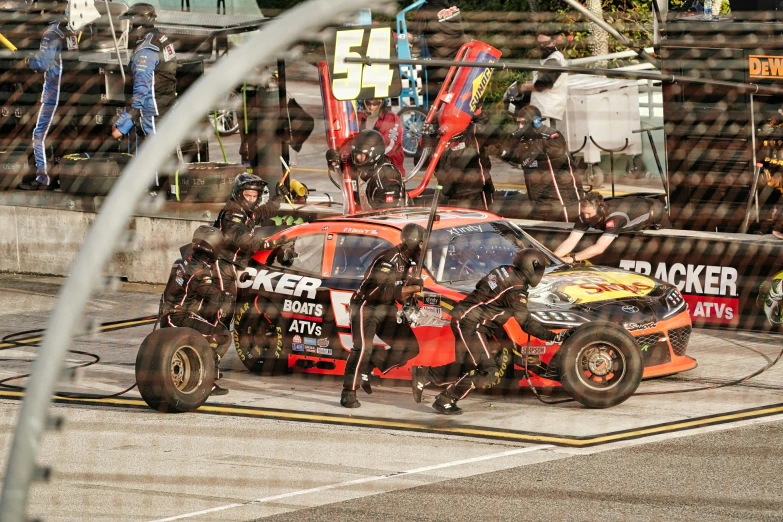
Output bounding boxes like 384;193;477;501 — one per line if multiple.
326;25;402;101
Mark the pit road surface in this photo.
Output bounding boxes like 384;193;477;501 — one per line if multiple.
1;274;782;521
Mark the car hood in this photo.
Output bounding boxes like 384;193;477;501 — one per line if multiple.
526;264;674;324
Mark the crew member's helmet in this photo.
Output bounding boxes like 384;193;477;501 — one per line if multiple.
400;223;426;259
231;173;269;211
192;226;223;258
513;248;547;288
119;3;157;27
351;129;386;172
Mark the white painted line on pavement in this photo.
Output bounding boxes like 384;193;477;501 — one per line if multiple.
150;444;553;521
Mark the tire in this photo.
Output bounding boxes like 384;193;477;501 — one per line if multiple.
398;106;428;158
170;162;246;203
56;152;133;195
586;165;604;189
135;328;216;413
233;299;288;375
210;109;240;136
558;322;643;409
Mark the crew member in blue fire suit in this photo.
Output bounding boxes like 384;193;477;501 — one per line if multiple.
112;3;177;170
19;13;78;190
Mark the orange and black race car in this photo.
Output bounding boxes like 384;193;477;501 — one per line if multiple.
232;207;695;408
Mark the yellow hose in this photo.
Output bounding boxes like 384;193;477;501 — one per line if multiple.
0;32;18;52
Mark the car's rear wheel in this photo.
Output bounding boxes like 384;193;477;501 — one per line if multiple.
234;298;288;375
558;323;642;408
135;328;216;413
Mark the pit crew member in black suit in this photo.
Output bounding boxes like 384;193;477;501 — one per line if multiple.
160;226;232;395
554;192;670;264
341;224;426;409
411;249;567;415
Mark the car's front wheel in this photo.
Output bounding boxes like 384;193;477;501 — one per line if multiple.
558;323;642;408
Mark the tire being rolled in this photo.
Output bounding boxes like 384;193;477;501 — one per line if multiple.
234;299;288;375
557;322;642;409
135;327;216;413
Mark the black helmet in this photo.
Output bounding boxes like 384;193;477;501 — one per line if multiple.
517;105;543;139
399;223;426;259
192;226;223;258
351;129;386;172
231;173;269;211
119;3;157;27
513;248;546;288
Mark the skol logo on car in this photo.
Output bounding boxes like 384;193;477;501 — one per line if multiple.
620;260;739;325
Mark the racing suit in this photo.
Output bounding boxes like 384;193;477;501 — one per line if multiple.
358;109;405;176
30;21;77;184
343;246;421;392
159;251;232;357
418;265;556;401
115;29;177;144
433;121;495;210
213;195;283;327
501;125;584;222
358;160;407;210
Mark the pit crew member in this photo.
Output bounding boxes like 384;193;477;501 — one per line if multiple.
326;129;407;210
214;174;290;329
358;98;405;176
554;192;671;264
411;249;567;415
513;31;568;128
112;4;177;168
341;224;426;409
421;109;497;210
500;105;583;221
20;6;79;191
160;226;232;396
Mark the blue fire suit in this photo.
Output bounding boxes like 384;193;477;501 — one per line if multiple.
30;21;74;184
115;30;177;142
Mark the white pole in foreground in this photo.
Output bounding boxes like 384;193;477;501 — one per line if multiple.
0;0;373;520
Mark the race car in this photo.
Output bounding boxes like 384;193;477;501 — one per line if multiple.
232;207;695;408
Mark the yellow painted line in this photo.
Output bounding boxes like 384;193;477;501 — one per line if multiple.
0;318;156;350
1;389;781;448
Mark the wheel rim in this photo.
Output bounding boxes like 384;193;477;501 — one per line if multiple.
170;345;205;394
401;110;426;155
214;110;238;133
573;341;626;391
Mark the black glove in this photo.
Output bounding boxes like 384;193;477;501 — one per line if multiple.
421;122;437;136
282;246;298;262
406;276;424;289
552;329;575;344
325;149;340;169
276;182;290;199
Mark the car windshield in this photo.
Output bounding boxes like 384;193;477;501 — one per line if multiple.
424;221;562;285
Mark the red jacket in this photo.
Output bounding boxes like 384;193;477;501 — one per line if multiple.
358;110;405;176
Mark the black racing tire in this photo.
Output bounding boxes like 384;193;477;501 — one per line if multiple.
135;327;216;413
233;299;289;375
56;152;133;195
0;149;32;191
558;322;642;409
170;162;246;203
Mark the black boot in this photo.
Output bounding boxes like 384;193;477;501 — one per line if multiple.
341;389;361;408
432;393;462;415
211;352;228;396
411;366;430;404
211;383;229;396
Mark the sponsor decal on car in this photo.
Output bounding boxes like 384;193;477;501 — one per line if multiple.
317;337;330;347
293;334;302;344
289;319;322;336
237;268;321;299
304;337;317;346
316;347;332;355
448;224;483;236
305;345;317;353
619;260;739;325
283;299;324;317
292;343;305;352
530;271;656;305
423;293;441;306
